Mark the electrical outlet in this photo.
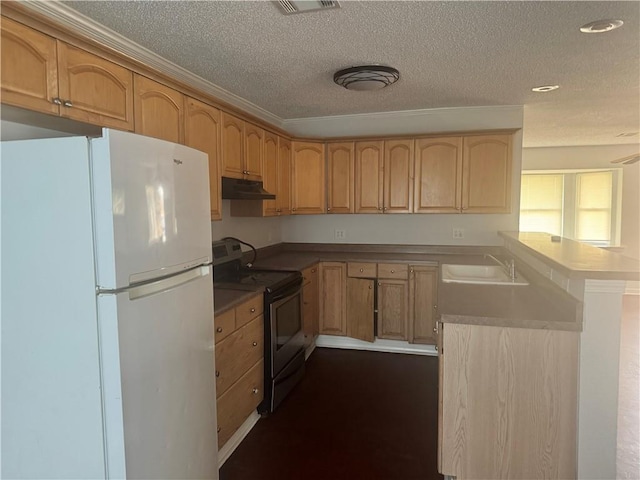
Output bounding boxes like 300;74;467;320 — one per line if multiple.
452;228;464;239
335;229;346;240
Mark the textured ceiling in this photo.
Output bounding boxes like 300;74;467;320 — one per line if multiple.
63;0;640;147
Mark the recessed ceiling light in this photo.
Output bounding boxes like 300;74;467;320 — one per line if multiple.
532;85;559;92
580;19;624;33
334;65;400;91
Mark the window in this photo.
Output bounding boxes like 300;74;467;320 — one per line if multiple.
520;170;621;246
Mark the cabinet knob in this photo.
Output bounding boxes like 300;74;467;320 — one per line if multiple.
378;282;381;286
383;207;388;212
390;269;395;273
368;285;372;289
216;327;223;333
359;268;364;272
433;305;438;310
311;268;316;273
250;307;256;313
327;207;331;211
433;326;438;333
303;301;309;305
63;100;73;108
378;207;383;211
215;370;220;377
217;427;221;433
410;268;414;273
252;387;259;394
292;208;296;212
435;345;438;352
52;97;62;105
252;341;258;347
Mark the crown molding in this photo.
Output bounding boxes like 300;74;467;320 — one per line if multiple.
19;0;284;128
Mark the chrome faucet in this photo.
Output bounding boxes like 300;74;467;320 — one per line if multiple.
485;254;517;282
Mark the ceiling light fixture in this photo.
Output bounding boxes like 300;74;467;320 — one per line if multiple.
531;85;559;92
333;65;400;91
579;19;624;33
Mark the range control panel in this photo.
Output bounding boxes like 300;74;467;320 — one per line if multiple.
211;238;243;266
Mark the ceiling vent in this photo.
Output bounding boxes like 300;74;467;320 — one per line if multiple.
275;0;340;15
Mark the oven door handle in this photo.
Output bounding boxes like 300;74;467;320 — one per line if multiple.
268;281;302;303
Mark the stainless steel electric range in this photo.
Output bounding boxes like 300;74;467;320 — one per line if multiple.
212;238;305;413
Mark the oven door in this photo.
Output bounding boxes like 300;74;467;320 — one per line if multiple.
268;281;304;377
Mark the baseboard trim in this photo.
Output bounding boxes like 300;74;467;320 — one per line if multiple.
218;411;260;468
304;341;317;360
315;335;437;356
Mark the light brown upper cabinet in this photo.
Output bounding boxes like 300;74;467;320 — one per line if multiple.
244;123;264;181
354;141;384;213
291;141;326;214
134;75;184;143
184;97;222;221
384;139;414;213
462;134;512;213
1;17;133;130
277;138;292;216
414;137;463;213
221;112;245;179
262;131;279;216
327;142;355;214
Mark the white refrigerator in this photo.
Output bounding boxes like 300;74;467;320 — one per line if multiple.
1;129;219;479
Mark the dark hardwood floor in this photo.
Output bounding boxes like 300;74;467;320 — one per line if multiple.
220;348;442;480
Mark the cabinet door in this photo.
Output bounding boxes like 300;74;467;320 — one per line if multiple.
57;42;134;130
409;265;437;344
244;123;264;180
262;131;279;216
1;17;59;115
414;137;463;213
133;75;184;144
302;264;319;348
319;262;346;335
462;134;512;213
377;279;408;340
277;137;292;216
221;112;245;179
291;141;326;214
384;139;414;213
184;97;222;221
346;278;374;342
327;142;354;214
354;141;383;213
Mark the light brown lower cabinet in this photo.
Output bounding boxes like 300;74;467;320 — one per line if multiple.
409;265;438;344
302;264;319;348
377;278;409;340
346;277;375;342
318;262;346;335
438;322;578;479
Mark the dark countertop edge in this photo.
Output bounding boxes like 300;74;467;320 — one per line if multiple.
499;231;640;281
275;242;504;256
213;288;263;315
439;314;582;332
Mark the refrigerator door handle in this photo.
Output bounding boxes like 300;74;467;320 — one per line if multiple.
127;265;211;300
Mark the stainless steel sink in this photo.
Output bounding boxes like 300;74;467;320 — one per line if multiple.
441;264;529;285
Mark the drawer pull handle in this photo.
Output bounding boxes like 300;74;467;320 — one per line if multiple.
216;327;223;333
252;388;259;394
252;341;258;347
215;370;220;377
250;307;256;313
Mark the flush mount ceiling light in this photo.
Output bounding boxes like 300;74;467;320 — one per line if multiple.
580;19;624;33
333;65;400;91
531;85;560;92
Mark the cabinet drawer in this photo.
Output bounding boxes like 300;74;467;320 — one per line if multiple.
214;308;236;344
235;294;263;328
215;316;263;397
217;359;264;449
347;262;377;278
377;263;408;279
302;264;319;286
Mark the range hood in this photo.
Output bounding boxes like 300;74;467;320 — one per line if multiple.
221;177;276;200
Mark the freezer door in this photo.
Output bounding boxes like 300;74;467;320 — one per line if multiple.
97;266;218;479
92;129;212;289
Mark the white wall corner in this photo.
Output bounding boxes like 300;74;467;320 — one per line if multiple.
583;279;628;294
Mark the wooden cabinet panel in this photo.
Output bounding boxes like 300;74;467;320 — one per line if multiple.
133;75;184;143
217;359;263;448
1;17;59;115
355;141;384;213
277;138;292;215
221;112;245;179
184;97;222;221
215;316;263;398
347;262;377;278
235;295;264;329
346;278;375;342
214;308;235;344
377;279;408;340
377;263;408;279
440;323;578;478
414;137;462;213
58;43;133;130
409;265;438;344
462;135;512;213
327;142;354;214
291;141;326;214
384;139;414;213
319;262;346;335
262;131;279;216
244;123;264;181
302;264;319;348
